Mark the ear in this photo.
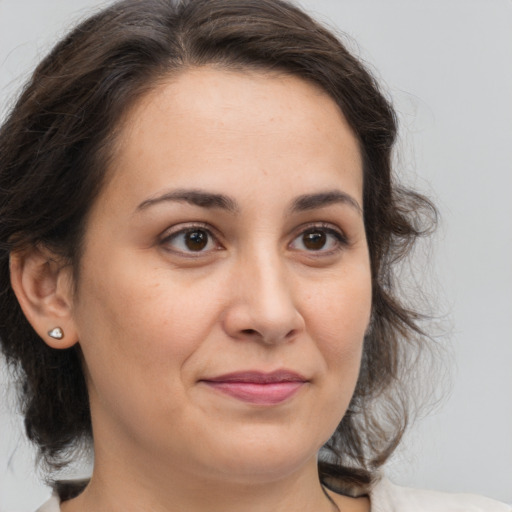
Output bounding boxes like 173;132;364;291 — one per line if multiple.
9;246;78;349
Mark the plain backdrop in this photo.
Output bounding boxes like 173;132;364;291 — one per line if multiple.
0;1;511;510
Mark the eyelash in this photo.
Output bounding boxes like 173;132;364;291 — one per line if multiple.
159;222;348;257
289;223;348;255
159;223;222;257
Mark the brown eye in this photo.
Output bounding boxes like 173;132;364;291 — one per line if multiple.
162;226;218;254
289;226;346;253
302;230;327;250
184;230;209;251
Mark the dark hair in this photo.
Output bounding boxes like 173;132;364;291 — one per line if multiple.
0;0;436;496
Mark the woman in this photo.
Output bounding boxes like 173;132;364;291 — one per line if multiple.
0;0;509;511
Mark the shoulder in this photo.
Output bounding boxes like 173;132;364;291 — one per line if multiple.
35;494;60;512
370;477;511;512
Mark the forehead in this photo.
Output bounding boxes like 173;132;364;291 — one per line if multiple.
101;66;363;210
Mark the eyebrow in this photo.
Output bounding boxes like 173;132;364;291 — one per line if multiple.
136;189;239;213
288;191;362;216
136;188;362;216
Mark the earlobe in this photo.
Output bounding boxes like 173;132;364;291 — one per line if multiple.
9;246;78;349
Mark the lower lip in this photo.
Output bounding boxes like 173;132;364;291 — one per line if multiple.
203;381;305;405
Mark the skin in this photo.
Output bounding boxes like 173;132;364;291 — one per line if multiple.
12;68;372;512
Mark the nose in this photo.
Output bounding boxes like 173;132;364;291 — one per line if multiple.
222;252;305;345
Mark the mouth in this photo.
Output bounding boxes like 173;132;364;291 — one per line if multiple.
200;370;308;405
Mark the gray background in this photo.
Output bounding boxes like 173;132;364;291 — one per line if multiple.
1;1;511;510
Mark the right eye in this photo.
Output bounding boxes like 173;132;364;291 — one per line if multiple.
160;225;221;255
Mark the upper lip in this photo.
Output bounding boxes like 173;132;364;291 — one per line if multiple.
201;370;308;383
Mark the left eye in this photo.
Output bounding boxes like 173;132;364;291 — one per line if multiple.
290;227;345;252
162;227;218;253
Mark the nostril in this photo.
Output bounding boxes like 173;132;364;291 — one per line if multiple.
241;329;258;336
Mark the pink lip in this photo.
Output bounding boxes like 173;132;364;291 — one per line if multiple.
201;370;308;405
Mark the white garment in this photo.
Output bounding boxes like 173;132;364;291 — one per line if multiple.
370;478;511;511
35;477;511;512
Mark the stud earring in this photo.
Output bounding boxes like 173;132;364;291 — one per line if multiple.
48;327;64;340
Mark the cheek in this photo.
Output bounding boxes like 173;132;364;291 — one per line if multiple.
305;271;371;344
72;262;225;432
298;274;371;444
300;269;372;403
74;257;226;377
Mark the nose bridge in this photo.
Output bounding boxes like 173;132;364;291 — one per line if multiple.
247;244;290;313
227;241;303;343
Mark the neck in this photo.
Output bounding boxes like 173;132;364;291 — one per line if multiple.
61;448;340;512
59;409;371;512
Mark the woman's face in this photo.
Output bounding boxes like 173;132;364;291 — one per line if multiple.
70;68;371;483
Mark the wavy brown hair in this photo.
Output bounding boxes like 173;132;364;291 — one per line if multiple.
0;0;436;496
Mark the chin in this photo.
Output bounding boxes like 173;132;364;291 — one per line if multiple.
197;430;326;484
